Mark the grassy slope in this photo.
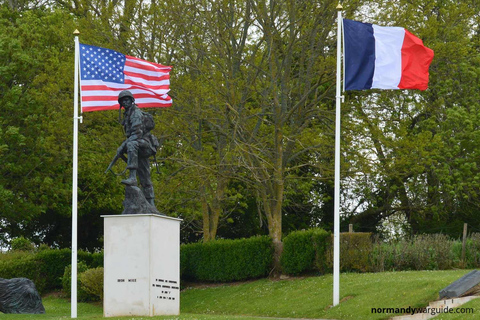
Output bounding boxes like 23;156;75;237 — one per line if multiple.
1;269;477;320
181;269;475;319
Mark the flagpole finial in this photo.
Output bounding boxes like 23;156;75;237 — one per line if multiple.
73;29;80;35
336;4;343;10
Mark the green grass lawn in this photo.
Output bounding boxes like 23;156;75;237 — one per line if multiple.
1;269;478;320
181;269;476;319
0;296;269;320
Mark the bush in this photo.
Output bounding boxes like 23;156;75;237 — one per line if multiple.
325;232;373;273
340;233;373;272
90;251;104;268
281;228;331;275
0;254;46;293
410;234;454;270
0;249;72;294
10;237;35;252
371;234;457;272
62;262;97;301
0;248;103;295
463;233;480;268
79;267;104;301
36;248;72;291
182;236;273;282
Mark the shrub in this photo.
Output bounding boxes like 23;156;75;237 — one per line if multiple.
0;248;72;294
37;244;51;252
180;245;188;278
36;248;72;291
371;234;457;272
0;250;31;262
10;237;35;252
410;234;454;270
62;262;97;301
281;228;331;275
182;236;273;282
464;233;480;268
79;267;104;301
340;233;373;272
325;232;373;273
370;238;391;272
90;251;104;268
0;248;102;295
0;254;46;293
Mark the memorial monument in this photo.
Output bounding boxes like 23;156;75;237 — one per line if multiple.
102;91;181;317
105;90;161;215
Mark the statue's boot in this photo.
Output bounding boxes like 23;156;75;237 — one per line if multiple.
144;185;155;207
122;169;137;186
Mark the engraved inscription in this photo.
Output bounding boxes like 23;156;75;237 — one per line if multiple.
152;277;180;301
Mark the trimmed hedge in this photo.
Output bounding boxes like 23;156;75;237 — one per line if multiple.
182;236;273;282
36;249;72;291
0;248;102;294
0;254;46;292
6;230;480;292
281;230;372;275
281;228;331;275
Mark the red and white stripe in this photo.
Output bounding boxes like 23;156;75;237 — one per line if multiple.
81;55;172;112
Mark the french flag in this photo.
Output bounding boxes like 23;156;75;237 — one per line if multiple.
343;19;434;91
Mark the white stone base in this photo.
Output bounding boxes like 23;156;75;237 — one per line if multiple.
102;214;182;317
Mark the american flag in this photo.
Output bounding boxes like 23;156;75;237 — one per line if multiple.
79;43;172;112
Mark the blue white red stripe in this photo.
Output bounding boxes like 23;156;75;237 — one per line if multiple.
343;19;434;91
79;44;172;112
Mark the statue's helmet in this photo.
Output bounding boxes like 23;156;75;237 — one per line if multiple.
118;90;134;103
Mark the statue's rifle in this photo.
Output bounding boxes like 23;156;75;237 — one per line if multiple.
105;152;128;176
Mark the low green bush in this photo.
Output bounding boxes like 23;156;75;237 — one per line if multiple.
182;236;273;282
79;267;104;301
62;262;97;301
281;228;331;275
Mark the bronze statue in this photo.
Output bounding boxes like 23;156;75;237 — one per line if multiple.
107;90;160;212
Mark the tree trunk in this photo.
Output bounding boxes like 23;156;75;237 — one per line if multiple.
201;176;227;242
201;196;212;242
261;139;285;276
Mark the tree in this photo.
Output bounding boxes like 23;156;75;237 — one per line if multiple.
343;0;480;237
222;0;364;272
0;5;126;249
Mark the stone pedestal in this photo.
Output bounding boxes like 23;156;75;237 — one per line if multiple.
102;214;182;317
122;186;161;215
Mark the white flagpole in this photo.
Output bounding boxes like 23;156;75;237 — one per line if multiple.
333;4;343;307
72;29;81;319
